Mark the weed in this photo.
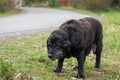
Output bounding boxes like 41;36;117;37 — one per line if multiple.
0;58;15;80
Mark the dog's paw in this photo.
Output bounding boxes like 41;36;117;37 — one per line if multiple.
95;65;100;68
76;74;85;79
53;69;61;73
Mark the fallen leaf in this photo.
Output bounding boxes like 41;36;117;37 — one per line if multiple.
56;73;64;77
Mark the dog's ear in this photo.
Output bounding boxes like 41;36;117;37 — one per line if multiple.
63;41;71;47
63;41;71;52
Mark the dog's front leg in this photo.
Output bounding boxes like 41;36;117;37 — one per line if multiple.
54;58;64;73
76;50;85;79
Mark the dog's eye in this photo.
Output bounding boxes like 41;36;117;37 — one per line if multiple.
56;47;63;50
55;47;59;49
48;44;51;47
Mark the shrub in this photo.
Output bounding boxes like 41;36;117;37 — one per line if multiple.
0;0;14;13
0;0;6;13
49;0;59;7
24;0;48;7
71;0;113;10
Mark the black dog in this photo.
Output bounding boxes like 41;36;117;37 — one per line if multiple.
47;17;103;78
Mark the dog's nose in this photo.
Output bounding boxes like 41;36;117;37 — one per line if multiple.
48;54;52;58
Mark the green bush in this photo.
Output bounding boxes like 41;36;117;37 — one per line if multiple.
24;0;48;7
0;0;14;13
0;58;15;80
49;0;59;7
71;0;113;10
0;0;6;13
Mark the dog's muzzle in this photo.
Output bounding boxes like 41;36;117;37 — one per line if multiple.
48;54;55;60
48;51;63;60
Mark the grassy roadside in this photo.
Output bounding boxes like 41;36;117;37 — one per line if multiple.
0;9;21;17
0;7;120;80
58;6;95;15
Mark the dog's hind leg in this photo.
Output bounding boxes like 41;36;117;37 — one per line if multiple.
94;41;103;68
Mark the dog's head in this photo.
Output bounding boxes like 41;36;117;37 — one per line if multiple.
47;31;71;60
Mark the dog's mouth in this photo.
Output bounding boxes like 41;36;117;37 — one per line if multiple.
50;58;56;61
48;55;58;61
49;56;60;61
49;52;63;61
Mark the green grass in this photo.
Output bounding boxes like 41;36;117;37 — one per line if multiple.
0;9;20;17
0;58;15;80
0;7;120;80
58;6;95;15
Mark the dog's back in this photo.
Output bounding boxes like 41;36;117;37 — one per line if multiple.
82;17;103;39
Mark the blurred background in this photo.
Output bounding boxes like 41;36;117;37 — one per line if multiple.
0;0;120;13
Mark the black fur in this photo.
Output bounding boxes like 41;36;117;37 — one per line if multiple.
47;17;103;79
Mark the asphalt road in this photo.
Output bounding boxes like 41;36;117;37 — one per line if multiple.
0;7;90;34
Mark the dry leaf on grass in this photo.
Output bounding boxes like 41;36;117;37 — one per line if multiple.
56;73;64;77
